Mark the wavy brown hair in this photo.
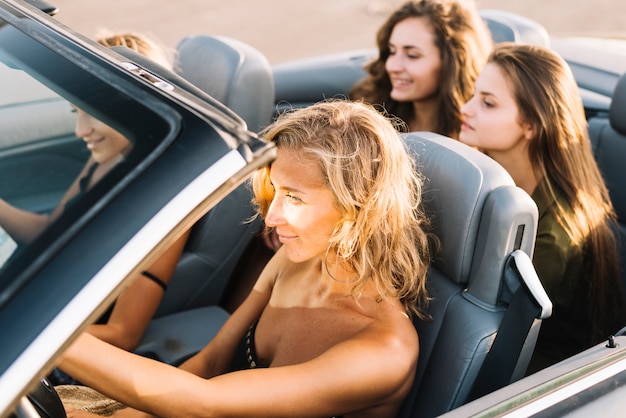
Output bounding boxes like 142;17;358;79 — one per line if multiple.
490;43;625;341
350;0;492;138
252;100;434;319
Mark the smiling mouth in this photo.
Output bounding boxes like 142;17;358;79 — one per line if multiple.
85;137;105;149
391;79;411;88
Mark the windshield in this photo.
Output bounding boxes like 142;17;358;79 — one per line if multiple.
0;15;176;302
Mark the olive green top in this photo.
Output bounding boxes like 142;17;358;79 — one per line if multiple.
527;180;588;374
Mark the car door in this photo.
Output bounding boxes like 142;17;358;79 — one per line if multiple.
0;1;275;415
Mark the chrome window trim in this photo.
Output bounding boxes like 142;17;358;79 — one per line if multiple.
460;340;626;417
502;352;626;417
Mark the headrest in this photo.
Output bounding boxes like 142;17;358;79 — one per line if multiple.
404;132;522;287
109;45;238;121
175;35;275;132
480;9;550;47
610;72;626;135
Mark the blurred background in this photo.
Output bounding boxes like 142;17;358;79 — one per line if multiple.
49;0;626;63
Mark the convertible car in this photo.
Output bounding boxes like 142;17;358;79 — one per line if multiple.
1;0;626;416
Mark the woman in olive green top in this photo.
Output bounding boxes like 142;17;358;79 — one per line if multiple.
459;43;625;373
529;181;589;371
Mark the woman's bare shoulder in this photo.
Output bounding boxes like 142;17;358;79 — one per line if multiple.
252;247;294;292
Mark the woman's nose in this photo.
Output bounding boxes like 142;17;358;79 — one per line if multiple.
460;98;474;116
264;196;285;227
74;109;94;138
385;54;402;73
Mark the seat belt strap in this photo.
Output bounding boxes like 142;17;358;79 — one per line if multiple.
467;260;542;401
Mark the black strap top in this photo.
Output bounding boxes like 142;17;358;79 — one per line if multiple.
230;319;261;371
228;318;344;418
64;162;98;210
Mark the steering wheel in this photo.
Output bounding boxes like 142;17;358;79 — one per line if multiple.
11;377;66;418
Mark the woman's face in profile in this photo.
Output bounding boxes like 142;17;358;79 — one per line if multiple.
73;106;132;164
264;148;342;264
459;63;531;154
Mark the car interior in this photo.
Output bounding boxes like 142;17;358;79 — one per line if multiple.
106;12;557;416
0;58;86;218
5;3;626;417
1;3;279;412
176;34;276;133
397;132;551;417
107;35;278;364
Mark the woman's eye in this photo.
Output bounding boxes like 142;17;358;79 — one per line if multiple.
285;193;302;204
483;101;495;108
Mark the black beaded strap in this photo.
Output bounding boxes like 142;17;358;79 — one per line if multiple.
141;271;167;291
245;319;260;368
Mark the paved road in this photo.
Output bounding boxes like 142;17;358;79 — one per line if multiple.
49;0;626;63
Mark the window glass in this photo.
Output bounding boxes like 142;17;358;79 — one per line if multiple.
0;19;175;290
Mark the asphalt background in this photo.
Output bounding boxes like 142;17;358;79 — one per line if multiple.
49;0;626;64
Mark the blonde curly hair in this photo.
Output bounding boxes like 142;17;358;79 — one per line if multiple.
253;100;434;319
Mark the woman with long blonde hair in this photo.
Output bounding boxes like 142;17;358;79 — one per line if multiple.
59;100;434;417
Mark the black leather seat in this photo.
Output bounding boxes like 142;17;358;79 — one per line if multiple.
175;34;275;133
127;36;275;364
143;35;275;317
588;72;626;298
398;132;552;417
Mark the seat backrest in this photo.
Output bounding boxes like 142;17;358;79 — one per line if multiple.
149;35;274;315
588;72;626;298
154;185;262;316
398;132;549;418
153;36;275;315
175;35;275;133
479;9;550;47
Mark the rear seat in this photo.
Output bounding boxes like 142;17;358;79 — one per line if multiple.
588;72;626;297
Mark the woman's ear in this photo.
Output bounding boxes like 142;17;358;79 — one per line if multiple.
522;122;535;141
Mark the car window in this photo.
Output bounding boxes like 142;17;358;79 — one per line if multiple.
0;16;179;298
0;59;78;263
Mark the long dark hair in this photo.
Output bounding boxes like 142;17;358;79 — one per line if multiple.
491;43;625;342
350;0;492;138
